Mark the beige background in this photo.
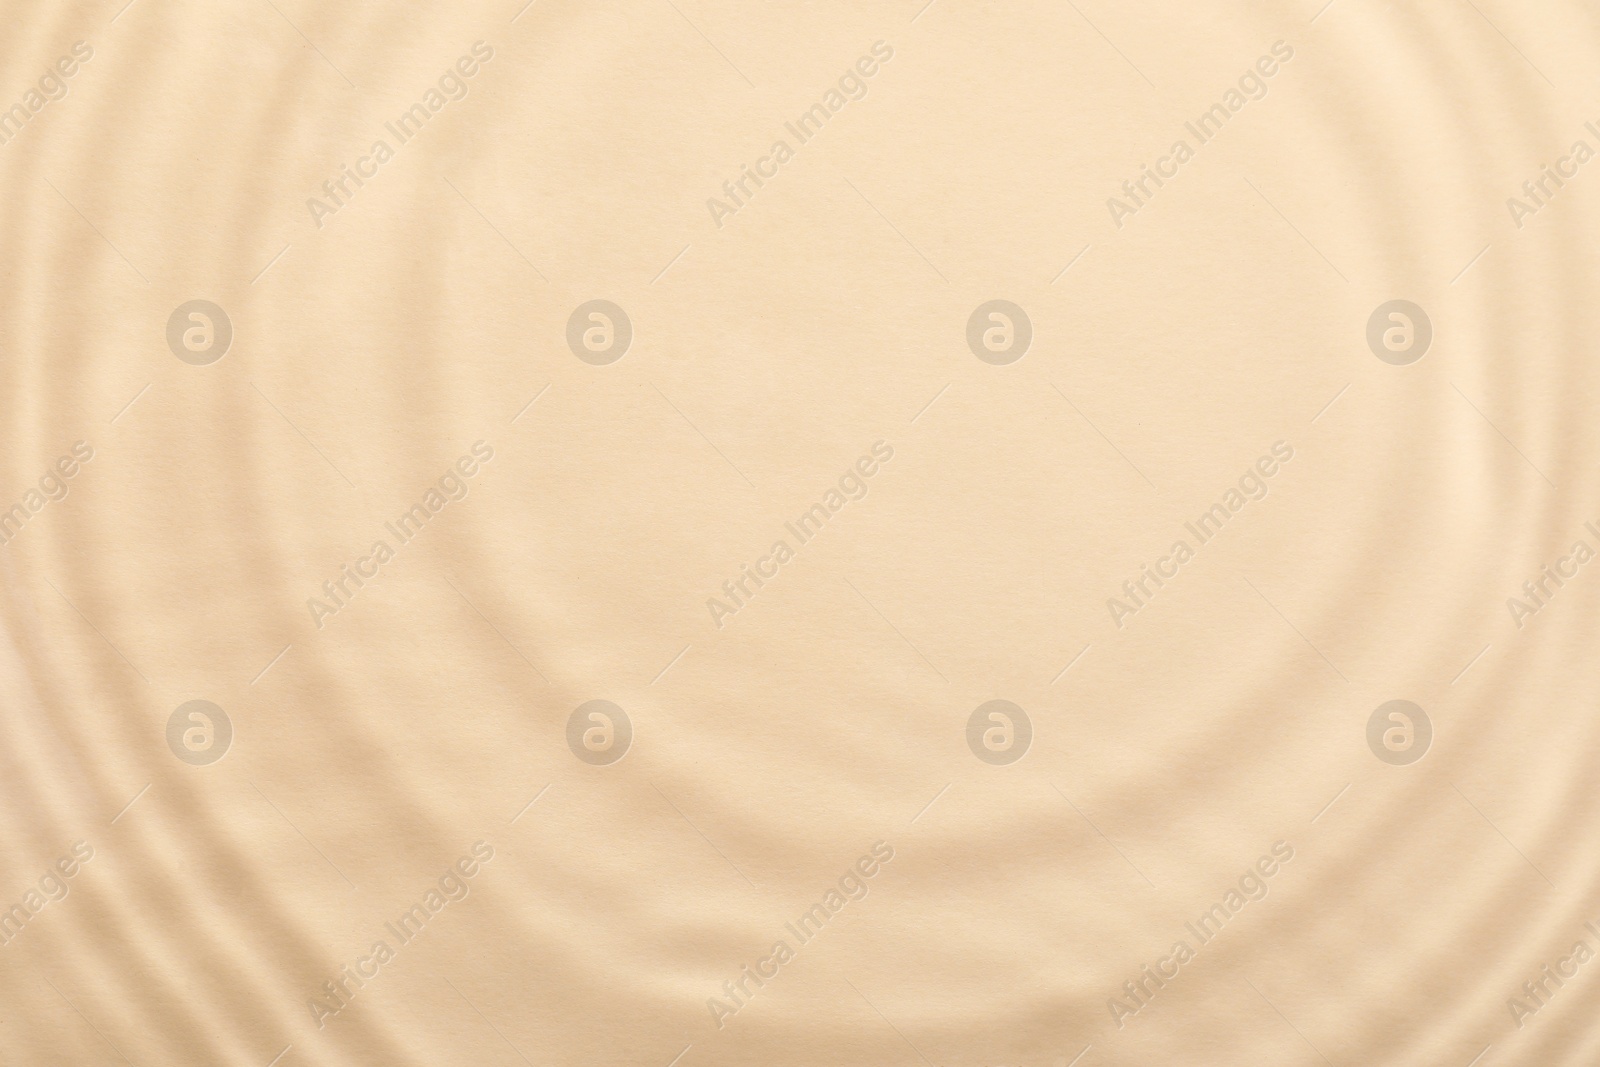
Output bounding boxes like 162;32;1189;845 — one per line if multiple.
2;0;1599;1063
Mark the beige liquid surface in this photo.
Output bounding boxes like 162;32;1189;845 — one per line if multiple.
1;2;1598;1064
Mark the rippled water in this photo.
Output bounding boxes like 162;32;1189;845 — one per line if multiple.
3;2;1596;1064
